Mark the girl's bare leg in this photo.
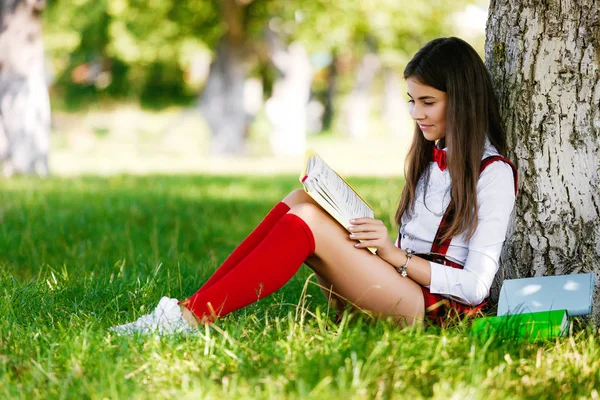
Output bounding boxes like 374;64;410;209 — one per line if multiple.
289;203;425;325
283;190;349;314
282;189;318;208
180;190;423;327
283;189;420;321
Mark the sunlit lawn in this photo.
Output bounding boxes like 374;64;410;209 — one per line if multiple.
1;174;599;399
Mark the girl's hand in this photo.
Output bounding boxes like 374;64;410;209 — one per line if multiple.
348;217;397;261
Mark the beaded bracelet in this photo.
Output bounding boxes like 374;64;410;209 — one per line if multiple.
396;248;414;277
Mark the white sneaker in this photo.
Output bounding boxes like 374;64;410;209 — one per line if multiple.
110;297;195;335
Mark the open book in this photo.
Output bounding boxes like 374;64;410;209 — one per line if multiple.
300;151;376;254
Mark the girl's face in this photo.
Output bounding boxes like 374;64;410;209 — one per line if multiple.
406;78;448;142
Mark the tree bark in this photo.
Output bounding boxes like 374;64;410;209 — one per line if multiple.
0;0;50;176
485;0;600;316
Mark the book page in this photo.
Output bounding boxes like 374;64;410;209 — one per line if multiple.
304;181;345;224
301;152;376;254
303;153;374;224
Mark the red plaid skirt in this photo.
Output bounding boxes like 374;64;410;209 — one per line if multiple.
419;254;486;325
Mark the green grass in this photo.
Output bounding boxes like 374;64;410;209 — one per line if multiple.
1;175;599;399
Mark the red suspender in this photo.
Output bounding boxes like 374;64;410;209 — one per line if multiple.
480;156;518;195
430;155;518;258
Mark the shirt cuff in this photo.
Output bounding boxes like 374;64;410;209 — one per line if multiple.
428;261;450;295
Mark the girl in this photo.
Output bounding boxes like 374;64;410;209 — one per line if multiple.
112;37;517;334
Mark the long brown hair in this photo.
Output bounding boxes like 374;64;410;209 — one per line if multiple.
395;37;507;241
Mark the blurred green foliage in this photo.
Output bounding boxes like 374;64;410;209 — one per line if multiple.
43;0;477;111
44;0;222;109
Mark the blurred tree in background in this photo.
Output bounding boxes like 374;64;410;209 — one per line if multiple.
40;0;484;158
0;0;50;176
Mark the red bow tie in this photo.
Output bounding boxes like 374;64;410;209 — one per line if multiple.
432;147;447;171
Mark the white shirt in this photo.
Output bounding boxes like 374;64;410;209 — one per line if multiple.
397;139;516;306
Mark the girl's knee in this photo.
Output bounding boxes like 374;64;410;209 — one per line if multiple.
283;189;313;207
288;203;323;225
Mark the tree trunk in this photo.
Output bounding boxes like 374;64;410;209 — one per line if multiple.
344;49;380;139
485;0;600;317
382;67;408;137
200;38;250;155
199;0;251;155
0;0;50;176
265;27;313;156
322;51;337;132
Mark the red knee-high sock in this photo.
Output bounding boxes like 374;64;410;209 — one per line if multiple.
182;213;315;321
197;202;290;292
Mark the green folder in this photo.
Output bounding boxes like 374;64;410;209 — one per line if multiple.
471;309;569;342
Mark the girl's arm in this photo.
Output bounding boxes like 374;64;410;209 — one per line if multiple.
350;161;516;305
349;220;434;287
427;161;516;305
